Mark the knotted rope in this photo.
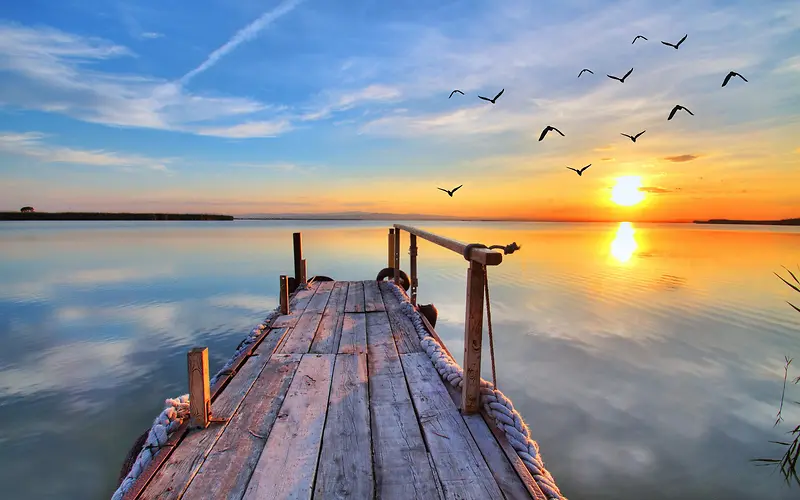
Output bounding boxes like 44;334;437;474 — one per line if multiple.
387;282;566;500
462;241;522;259
108;285;304;500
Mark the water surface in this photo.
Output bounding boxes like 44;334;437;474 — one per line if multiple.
0;220;798;499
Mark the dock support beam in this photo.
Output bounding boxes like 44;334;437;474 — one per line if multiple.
279;275;289;314
293;232;304;291
393;227;401;284
461;261;485;414
387;228;395;269
188;347;211;428
409;234;418;305
300;258;307;285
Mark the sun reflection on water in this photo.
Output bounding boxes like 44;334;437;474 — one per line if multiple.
610;222;638;264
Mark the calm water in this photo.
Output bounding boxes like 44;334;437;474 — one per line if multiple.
0;220;799;499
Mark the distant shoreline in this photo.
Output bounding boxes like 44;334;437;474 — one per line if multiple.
0;212;234;221
693;218;800;226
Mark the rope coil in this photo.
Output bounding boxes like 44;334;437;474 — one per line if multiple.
387;282;566;500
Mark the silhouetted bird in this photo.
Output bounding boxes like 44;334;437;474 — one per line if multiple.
607;68;634;83
566;164;591;176
578;68;594;77
478;89;504;104
621;130;646;142
721;71;747;87
538;126;565;141
661;34;687;49
449;89;464;98
667;105;693;120
632;35;648;44
438;185;463;197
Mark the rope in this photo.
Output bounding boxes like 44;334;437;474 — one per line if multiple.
108;290;299;500
386;282;567;500
483;265;498;389
463;241;522;259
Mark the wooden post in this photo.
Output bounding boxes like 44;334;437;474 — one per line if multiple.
300;258;307;285
279;275;289;314
188;347;211;428
461;261;485;414
393;228;401;283
387;228;395;268
409;234;418;305
293;232;303;290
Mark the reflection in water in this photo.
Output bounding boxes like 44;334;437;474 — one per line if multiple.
610;222;638;263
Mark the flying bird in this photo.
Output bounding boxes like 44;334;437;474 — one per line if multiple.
578;68;594;78
449;89;465;98
621;130;646;142
632;35;648;44
667;105;694;120
721;71;748;87
438;185;463;197
661;34;687;49
538;125;565;141
566;164;591;176
478;89;504;104
607;68;634;83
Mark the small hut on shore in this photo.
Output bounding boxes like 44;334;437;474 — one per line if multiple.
20;206;34;213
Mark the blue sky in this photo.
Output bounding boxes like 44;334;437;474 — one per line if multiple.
0;0;798;218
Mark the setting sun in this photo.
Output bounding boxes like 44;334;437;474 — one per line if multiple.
611;176;645;206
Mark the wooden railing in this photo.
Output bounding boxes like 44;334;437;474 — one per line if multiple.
390;224;504;415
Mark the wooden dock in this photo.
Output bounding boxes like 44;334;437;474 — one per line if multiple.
121;227;551;500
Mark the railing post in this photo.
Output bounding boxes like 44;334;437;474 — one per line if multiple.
293;232;303;290
462;260;485;414
387;228;395;268
393;228;401;283
409;234;418;305
188;347;211;428
300;259;307;285
279;275;289;314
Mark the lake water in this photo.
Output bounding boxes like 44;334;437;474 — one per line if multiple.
0;220;799;499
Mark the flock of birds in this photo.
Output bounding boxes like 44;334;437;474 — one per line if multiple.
437;33;749;195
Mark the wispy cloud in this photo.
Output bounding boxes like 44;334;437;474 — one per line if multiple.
301;84;402;121
664;154;700;163
0;131;172;171
195;120;292;138
179;0;304;85
639;186;673;193
141;32;164;40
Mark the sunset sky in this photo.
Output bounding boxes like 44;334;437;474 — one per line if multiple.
0;0;798;221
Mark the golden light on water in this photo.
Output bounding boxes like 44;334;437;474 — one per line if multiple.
611;176;645;206
610;222;638;263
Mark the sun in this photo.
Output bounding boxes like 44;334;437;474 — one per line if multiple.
611;176;645;206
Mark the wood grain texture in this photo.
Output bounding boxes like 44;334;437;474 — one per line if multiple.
304;281;333;313
401;352;504;500
276;312;323;355
344;281;365;313
366;312;442;500
313;354;373;499
309;281;348;354
187;348;210;429
272;284;318;328
462;261;485;414
140;331;287;500
363;279;385;312
243;354;335;500
180;354;302;500
392;224;503;266
379;281;422;354
338;313;367;354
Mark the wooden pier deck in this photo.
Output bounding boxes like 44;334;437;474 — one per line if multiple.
132;279;545;500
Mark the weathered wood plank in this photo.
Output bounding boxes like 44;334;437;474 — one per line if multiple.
363;279;385;312
401;352;505;500
344;281;365;313
140;328;290;500
243;354;335;500
313;354;373;499
304;280;334;313
272;284;318;328
379;281;422;354
366;312;442;500
309;282;348;354
180;354;302;500
338;313;367;355
276;312;323;355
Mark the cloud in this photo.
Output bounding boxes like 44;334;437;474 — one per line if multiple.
601;157;615;161
301;84;402;121
0;131;172;171
663;154;700;163
141;32;164;39
639;186;673;193
179;0;304;85
195;120;292;138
